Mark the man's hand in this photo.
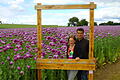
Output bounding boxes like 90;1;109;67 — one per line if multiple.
75;57;80;61
93;58;96;63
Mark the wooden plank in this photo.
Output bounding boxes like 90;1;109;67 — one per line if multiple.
89;5;94;59
37;3;42;80
88;70;94;80
36;59;95;63
35;3;96;10
36;59;96;70
89;3;95;80
37;3;42;58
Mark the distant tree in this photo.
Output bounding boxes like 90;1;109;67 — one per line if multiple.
114;23;120;25
67;23;70;26
77;19;88;26
99;23;106;25
94;22;97;26
0;21;2;24
107;21;114;25
99;21;120;26
69;17;79;26
77;21;82;26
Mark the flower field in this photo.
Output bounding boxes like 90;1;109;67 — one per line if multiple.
0;26;120;80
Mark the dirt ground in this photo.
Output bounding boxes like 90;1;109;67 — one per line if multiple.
94;59;120;80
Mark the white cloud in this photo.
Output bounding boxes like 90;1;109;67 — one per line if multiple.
14;15;36;24
0;6;14;17
0;0;120;25
41;10;89;25
33;0;86;4
8;0;24;5
8;0;25;11
0;0;14;4
94;5;120;24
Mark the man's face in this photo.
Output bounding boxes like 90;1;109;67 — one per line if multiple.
76;31;84;39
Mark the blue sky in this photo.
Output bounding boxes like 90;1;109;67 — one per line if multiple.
0;0;120;26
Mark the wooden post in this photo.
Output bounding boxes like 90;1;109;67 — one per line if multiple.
88;2;95;80
37;3;42;80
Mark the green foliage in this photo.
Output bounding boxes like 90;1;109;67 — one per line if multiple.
68;17;79;26
68;17;89;26
0;36;36;80
0;21;2;24
0;24;62;29
77;19;88;26
94;36;120;67
99;21;120;26
94;22;97;26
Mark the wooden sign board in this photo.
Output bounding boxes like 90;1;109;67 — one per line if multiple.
36;59;95;70
35;2;96;80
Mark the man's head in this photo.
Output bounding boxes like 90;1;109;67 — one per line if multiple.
76;28;84;40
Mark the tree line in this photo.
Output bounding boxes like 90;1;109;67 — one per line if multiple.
67;17;120;26
99;21;120;25
0;21;2;24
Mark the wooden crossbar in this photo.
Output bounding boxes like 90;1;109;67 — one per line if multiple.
36;59;95;70
35;3;96;10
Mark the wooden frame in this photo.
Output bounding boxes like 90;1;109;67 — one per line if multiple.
35;2;96;80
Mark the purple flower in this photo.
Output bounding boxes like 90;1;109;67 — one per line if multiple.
14;48;18;51
3;48;8;52
7;56;10;61
17;67;21;70
10;61;13;65
27;65;31;69
31;41;36;44
0;46;3;49
49;42;55;46
48;56;53;59
13;39;19;43
6;45;11;49
34;57;37;60
41;52;46;56
14;54;23;61
26;45;30;48
0;50;2;52
14;57;17;61
19;71;24;75
52;38;57;42
46;47;50;50
18;47;22;50
60;55;64;59
15;54;21;59
46;36;51;40
1;61;4;64
53;55;58;59
10;46;14;49
57;51;61;55
1;40;5;44
51;49;56;53
60;39;65;43
23;53;33;59
16;45;21;48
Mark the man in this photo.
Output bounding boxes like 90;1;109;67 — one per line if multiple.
73;28;89;80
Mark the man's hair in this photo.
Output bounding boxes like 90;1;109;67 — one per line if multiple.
76;28;84;33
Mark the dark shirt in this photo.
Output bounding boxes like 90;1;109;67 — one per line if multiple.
73;38;89;59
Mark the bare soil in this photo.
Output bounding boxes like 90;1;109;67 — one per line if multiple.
94;59;120;80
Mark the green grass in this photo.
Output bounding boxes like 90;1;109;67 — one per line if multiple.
0;24;64;28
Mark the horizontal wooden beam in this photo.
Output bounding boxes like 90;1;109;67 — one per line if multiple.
36;59;96;70
35;3;96;10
